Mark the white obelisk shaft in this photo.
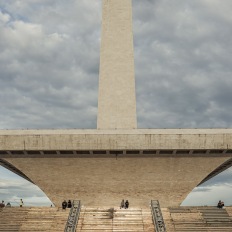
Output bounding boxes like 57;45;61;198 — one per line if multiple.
97;0;137;129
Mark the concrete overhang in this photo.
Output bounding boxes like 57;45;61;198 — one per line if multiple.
0;128;232;153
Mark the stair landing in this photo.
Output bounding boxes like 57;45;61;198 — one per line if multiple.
76;206;154;232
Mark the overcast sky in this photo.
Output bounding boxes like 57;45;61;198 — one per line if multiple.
0;0;232;206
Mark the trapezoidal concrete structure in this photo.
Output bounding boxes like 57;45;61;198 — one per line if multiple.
1;129;232;207
1;0;232;208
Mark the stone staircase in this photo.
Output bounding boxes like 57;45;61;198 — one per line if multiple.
76;207;154;231
167;207;232;232
0;207;69;232
3;205;232;231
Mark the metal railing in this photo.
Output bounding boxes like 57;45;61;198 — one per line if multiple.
151;200;166;232
64;200;81;232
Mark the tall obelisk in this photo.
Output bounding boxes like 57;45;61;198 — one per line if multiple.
97;0;137;129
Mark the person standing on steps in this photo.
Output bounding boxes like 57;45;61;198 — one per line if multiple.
0;200;5;208
120;199;125;209
20;199;24;207
125;200;129;209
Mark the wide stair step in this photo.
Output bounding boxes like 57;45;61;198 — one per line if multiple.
76;206;154;231
0;207;69;231
166;206;232;232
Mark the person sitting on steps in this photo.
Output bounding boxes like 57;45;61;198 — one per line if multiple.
221;201;225;208
6;202;11;207
62;200;67;210
217;200;224;209
67;200;72;208
125;200;129;209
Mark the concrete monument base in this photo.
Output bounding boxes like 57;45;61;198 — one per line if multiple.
1;129;232;207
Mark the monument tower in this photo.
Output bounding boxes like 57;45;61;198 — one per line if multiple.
98;0;137;129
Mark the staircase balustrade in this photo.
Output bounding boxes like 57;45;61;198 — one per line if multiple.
151;200;166;232
64;200;81;232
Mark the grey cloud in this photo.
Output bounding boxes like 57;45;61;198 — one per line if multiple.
182;184;232;206
0;170;52;206
0;5;99;129
1;1;232;129
133;0;232;128
201;168;232;187
192;187;212;193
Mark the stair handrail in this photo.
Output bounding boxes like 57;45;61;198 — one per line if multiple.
151;200;166;232
64;200;81;232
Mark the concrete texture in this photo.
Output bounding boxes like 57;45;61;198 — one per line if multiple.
164;207;232;231
0;207;69;232
97;0;137;129
3;156;229;208
76;207;154;231
1;129;232;151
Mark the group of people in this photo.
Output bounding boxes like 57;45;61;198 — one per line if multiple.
120;199;129;209
0;200;11;208
1;198;227;210
0;199;23;208
62;200;72;209
217;200;225;209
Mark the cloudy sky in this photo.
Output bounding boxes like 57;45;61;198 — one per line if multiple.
0;0;232;206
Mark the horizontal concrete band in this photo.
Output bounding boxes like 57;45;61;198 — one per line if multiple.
1;129;232;150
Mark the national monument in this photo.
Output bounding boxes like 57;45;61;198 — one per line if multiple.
1;0;232;208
